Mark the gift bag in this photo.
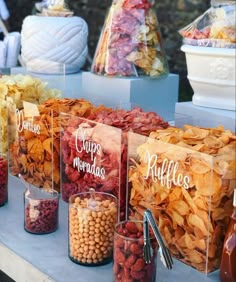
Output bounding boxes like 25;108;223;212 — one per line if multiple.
91;0;169;78
179;0;236;48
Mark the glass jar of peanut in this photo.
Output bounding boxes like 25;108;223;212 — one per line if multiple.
68;189;118;265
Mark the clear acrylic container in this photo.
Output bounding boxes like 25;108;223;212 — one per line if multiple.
0;153;8;207
69;189;118;265
24;186;59;234
113;220;158;281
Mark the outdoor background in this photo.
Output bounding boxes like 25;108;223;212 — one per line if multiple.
6;0;211;101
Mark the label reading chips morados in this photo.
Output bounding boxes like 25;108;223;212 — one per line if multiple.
60;113;122;217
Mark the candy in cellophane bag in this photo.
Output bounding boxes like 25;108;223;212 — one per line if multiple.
179;1;236;48
91;0;169;78
36;0;73;17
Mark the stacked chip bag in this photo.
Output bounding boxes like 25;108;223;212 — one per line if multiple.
179;0;236;48
91;0;169;77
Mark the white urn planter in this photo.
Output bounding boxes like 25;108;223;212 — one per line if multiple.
181;44;236;111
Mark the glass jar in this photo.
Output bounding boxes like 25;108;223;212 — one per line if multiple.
113;220;158;282
68;190;118;265
0;153;8;207
91;0;169;78
24;186;59;234
219;189;236;282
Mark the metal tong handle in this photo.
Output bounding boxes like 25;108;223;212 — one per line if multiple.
143;214;153;264
144;209;173;270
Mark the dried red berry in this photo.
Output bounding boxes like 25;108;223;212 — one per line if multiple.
114;248;126;264
125;254;137;268
130;243;142;255
131;258;145;271
131;270;146;280
125;221;139;234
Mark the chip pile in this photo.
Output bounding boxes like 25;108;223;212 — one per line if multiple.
128;125;236;273
0;74;61;153
60;106;169;220
9;98;108;192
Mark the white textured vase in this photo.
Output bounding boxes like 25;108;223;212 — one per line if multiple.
181;44;236;111
21;16;88;74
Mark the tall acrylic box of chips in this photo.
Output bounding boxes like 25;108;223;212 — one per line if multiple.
127;128;235;274
91;0;169;78
9;101;58;191
60;113;123;218
0;98;8;154
0;104;8;206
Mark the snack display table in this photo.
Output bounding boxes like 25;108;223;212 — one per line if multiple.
0;176;221;282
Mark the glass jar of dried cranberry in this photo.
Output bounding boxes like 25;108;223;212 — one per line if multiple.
113;220;158;282
0;153;8;207
24;185;59;234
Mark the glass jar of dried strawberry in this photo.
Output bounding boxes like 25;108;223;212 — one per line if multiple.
0;153;8;207
113;220;158;282
24;186;59;234
68;189;118;265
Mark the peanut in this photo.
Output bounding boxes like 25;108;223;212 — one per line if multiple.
69;194;117;265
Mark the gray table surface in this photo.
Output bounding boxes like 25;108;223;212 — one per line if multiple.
0;175;220;282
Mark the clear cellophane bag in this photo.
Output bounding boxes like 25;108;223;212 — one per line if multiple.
91;0;169;78
179;1;236;48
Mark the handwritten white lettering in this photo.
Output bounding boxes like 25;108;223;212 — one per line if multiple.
74;127;105;180
73;156;105;179
16;109;40;135
75;128;101;161
144;150;190;189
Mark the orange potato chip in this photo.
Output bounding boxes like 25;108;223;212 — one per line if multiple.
168;200;190;216
168;187;183;202
190;157;211;174
222;161;236;179
188;214;208;237
193;196;208;211
167;209;184;229
27;138;44;162
204;135;224;149
186;249;205;264
193;171;222;196
181;187;198;213
183;125;209;140
212;208;226;221
43;138;53;155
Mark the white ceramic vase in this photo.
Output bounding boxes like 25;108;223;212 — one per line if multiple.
21;16;88;74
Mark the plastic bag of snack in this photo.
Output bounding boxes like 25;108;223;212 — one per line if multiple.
36;0;73;17
91;0;169;78
179;0;236;48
